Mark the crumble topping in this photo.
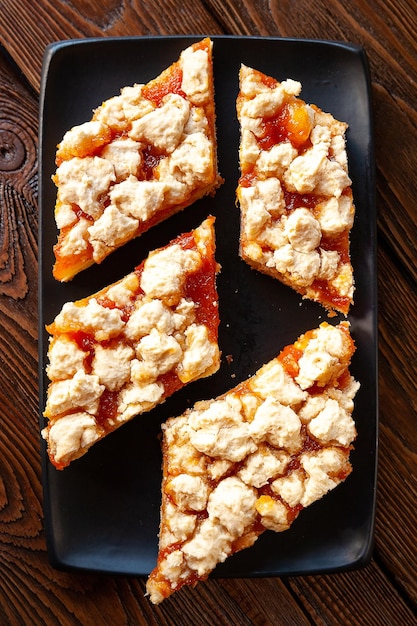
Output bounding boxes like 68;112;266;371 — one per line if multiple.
42;218;220;469
52;39;221;281
237;65;356;314
146;322;359;604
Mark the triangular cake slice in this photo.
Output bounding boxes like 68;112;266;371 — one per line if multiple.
42;217;220;469
146;321;359;603
236;65;355;315
52;38;222;281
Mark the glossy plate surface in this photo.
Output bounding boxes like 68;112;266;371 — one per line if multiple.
39;36;377;577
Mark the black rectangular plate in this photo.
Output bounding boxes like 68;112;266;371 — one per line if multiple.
39;36;377;578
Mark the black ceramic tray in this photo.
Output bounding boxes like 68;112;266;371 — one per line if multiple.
38;36;377;577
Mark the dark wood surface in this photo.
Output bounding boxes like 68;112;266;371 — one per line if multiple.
1;1;416;624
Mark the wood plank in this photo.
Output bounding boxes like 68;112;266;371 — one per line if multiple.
0;46;49;625
288;560;417;625
378;245;417;416
0;58;39;521
0;0;222;92
207;578;310;626
95;575;311;625
373;243;417;604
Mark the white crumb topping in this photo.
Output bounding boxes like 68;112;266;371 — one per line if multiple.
181;518;233;577
269;244;321;287
58;218;90;258
300;448;348;507
54;203;77;230
188;399;256;462
308;398;356;446
93;85;154;129
53;298;125;340
109;176;166;222
207;459;233;481
88;204;139;262
238;447;289;488
184;107;209;135
129;93;190;153
271;470;305;508
296;324;350;389
317;195;354;236
180;47;210;105
140;244;201;304
100;138;142;180
45;370;104;417
163;416;207;477
330;263;354;299
249;359;306;405
207;477;257;537
239;65;272;98
124;299;176;340
42;412;101;466
256;142;298;178
255;496;290;532
46;337;86;381
172;298;196;331
137;329;183;377
177;324;219;383
167;132;213;187
55;156;115;220
318;249;340;281
249;398;302;452
240;77;301;119
118;84;155;121
240;177;285;238
239;128;261;166
165;502;196;542
284;208;322;253
283;145;324;193
105;273;140;308
158;549;185;585
166;474;209;511
117;380;164;422
58;120;109;156
92;343;135;391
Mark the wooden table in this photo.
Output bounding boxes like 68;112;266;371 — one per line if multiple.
1;1;416;624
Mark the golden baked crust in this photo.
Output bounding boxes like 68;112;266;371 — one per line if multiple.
146;321;359;604
52;38;222;282
42;217;220;469
236;65;355;315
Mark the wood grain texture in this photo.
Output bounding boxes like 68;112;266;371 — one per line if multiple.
0;49;43;626
0;0;416;623
374;243;417;605
153;577;312;626
0;0;223;92
287;561;417;626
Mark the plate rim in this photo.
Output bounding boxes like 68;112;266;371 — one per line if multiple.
38;34;378;578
